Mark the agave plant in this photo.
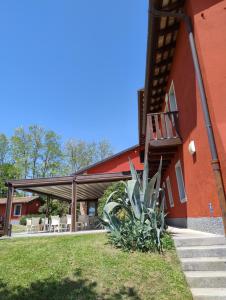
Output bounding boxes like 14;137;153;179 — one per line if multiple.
102;158;166;252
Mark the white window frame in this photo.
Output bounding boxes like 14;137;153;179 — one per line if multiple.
175;160;187;203
13;204;22;216
166;176;174;208
168;81;178;112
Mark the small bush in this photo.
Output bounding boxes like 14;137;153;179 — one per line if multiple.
108;220;170;252
19;216;27;226
98;182;126;217
19;214;45;225
161;233;174;250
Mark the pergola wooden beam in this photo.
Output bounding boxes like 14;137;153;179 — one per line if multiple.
6;176;74;188
71;181;77;232
4;185;14;236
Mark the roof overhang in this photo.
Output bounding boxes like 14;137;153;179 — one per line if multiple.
139;0;185;145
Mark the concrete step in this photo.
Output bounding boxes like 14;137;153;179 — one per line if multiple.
191;288;226;300
177;245;226;258
181;257;226;271
174;236;226;247
185;271;226;288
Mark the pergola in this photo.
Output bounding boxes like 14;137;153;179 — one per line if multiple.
4;172;131;236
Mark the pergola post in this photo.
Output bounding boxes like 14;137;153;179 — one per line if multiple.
71;180;77;232
4;185;14;236
46;195;50;219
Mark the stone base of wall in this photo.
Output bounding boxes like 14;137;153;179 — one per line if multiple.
166;217;224;235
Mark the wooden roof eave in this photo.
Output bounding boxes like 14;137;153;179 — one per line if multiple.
140;0;185;145
143;0;159;136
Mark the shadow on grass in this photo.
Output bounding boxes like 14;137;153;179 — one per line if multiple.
0;269;141;300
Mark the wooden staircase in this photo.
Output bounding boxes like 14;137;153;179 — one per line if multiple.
145;111;182;176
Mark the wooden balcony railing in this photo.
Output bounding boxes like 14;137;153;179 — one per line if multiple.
145;111;181;149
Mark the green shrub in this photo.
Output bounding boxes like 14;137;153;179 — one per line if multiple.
19;216;27;226
161;232;174;250
109;220;162;252
39;199;69;217
19;214;45;225
98;182;126;217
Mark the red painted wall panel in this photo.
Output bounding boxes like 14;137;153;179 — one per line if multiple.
190;0;226;194
86;146;143;174
0;200;41;220
162;0;226;219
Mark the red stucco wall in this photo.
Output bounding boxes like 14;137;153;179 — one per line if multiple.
85;146;143;174
0;200;41;220
162;0;226;219
190;0;226;193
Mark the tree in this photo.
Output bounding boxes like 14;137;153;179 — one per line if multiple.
65;140;95;173
29;125;44;178
0;163;20;197
41;130;63;177
97;139;113;161
65;139;113;173
11;127;31;178
0;134;9;165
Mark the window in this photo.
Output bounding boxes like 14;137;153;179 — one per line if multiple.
13;204;22;216
87;202;97;216
175;160;187;203
166;176;174;208
169;81;178;112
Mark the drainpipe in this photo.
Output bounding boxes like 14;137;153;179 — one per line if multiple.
150;7;226;235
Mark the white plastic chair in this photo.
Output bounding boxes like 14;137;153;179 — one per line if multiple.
51;215;60;232
41;217;50;232
66;214;71;231
78;215;89;230
31;217;40;232
89;216;96;229
60;216;67;232
26;218;32;232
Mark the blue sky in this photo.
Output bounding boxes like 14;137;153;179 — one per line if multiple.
0;0;148;153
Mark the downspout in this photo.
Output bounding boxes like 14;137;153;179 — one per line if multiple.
150;7;226;235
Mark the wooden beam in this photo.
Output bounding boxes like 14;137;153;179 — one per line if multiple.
149;154;174;160
46;196;50;218
158;23;180;36
71;181;77;232
150;92;165;99
4;185;14;236
75;173;131;184
6;176;74;188
150;137;182;148
154;58;173;69
156;42;176;54
21;188;71;202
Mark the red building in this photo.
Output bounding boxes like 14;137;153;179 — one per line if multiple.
138;0;226;234
77;145;143;216
0;196;42;224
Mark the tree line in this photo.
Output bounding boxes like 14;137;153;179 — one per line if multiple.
0;125;113;196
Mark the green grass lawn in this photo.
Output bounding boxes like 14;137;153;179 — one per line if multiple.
12;224;26;233
0;233;192;300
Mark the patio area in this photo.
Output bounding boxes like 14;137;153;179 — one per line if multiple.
3;172;131;236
